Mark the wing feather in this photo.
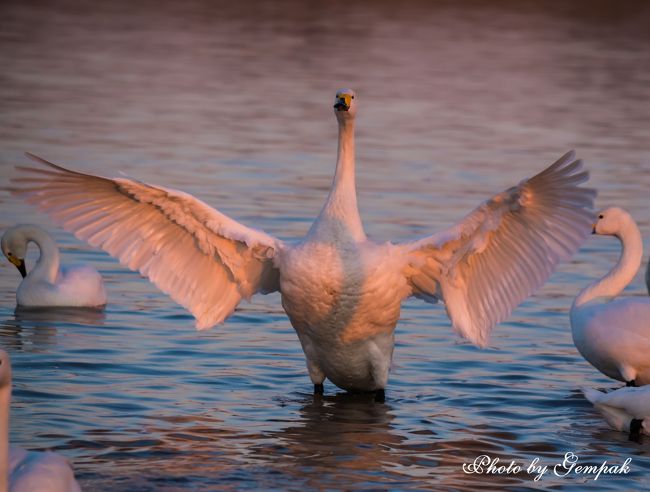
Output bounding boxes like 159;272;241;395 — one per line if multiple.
402;151;596;346
10;153;283;329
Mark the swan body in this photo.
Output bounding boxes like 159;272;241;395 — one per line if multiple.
1;225;106;308
11;89;596;394
570;207;650;386
583;386;650;437
0;350;82;492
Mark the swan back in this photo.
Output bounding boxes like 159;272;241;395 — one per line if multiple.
9;447;81;492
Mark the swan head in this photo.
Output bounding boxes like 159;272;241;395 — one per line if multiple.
333;88;357;120
592;206;633;236
1;226;28;278
0;349;11;389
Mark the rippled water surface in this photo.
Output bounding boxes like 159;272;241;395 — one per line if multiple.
1;0;650;490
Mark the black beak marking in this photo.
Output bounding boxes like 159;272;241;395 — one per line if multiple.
333;98;349;111
16;259;26;278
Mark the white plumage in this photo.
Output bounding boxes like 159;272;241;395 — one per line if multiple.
583;386;650;436
0;350;82;492
1;225;106;308
571;207;650;386
11;89;595;394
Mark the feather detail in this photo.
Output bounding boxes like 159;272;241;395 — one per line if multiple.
401;151;596;346
10;153;283;329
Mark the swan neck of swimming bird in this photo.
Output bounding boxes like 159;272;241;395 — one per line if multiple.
574;220;644;308
25;227;60;284
0;382;9;491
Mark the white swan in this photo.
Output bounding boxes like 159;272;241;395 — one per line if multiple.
583;386;650;440
1;225;106;308
10;89;595;397
571;207;650;386
0;349;81;492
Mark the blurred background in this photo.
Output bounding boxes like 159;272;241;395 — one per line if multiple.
1;0;649;490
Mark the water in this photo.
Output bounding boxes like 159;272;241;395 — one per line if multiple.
1;0;650;489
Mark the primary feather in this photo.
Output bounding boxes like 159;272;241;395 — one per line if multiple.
13;154;280;329
403;151;595;346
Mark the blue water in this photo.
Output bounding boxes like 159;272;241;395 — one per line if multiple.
1;0;650;489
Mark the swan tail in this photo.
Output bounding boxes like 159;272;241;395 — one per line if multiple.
582;387;604;404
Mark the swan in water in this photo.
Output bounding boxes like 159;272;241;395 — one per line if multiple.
0;349;82;491
571;207;650;386
1;225;106;308
583;386;650;441
11;89;595;399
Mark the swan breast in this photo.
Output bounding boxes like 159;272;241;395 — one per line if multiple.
279;241;409;343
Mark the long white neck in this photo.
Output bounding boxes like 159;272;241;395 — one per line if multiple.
0;383;9;492
573;220;644;308
23;226;60;284
310;116;366;242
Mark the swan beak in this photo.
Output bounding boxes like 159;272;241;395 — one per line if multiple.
8;256;26;278
333;94;351;111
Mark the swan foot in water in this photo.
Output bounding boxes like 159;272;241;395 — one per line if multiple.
626;380;637;387
629;419;643;443
314;383;324;395
374;389;385;403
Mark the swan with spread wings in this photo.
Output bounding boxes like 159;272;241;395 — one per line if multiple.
10;89;595;400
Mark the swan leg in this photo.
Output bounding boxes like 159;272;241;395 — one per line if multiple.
629;419;643;443
304;355;326;387
314;383;324;395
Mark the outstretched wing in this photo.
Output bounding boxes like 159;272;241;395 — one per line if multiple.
11;153;283;329
401;151;596;347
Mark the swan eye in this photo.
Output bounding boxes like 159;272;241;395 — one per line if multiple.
6;252;11;257
351;95;355;99
598;214;604;219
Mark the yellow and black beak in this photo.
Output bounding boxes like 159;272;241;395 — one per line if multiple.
334;93;352;111
8;256;26;278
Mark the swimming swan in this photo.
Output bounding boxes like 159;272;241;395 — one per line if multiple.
11;89;595;397
1;225;106;308
0;349;82;492
571;207;650;386
583;386;650;440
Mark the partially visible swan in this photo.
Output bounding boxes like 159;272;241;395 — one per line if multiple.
583;386;650;441
0;349;82;491
1;225;106;308
571;207;650;386
10;89;595;397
